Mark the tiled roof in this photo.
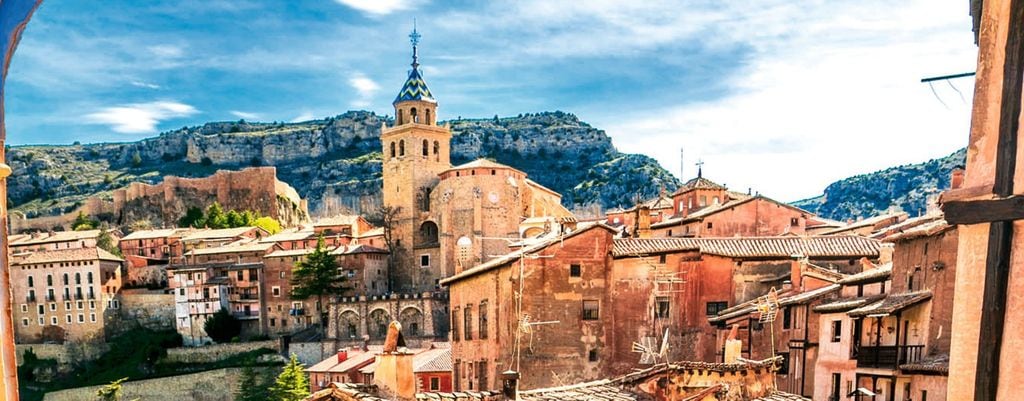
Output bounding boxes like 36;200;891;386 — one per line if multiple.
812;294;887;313
439;222;617;286
818;212;908;236
881;219;952;242
900;353;949;375
182;227;259;241
848;290;932;317
650;195;811;229
332;244;389;255
121;228;188;241
315;215;364;227
184;242;274;256
307;347;382;374
394;67;437;104
358;227;385;238
16;247;124;265
868;213;943;240
12;230;103;246
261;230;316;243
265;248;322;258
836;263;892;285
612;236;881;259
754;392;812;401
671;176;726;196
448;158;519;172
413;348;452;373
709;284;841;324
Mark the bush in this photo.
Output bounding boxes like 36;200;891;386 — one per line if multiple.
204;308;241;344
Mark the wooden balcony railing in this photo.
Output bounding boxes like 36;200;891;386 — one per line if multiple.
855;345;925;369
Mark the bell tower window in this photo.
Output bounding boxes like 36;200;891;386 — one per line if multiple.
423;139;429;156
399;140;405;156
398;109;405;125
411;108;419;123
426;109;432;125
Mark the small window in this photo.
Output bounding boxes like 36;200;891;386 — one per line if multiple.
479;301;489;339
463;307;473;340
582;300;599;320
430;377;440;391
921;390;928;401
831;321;842;342
790;217;799;226
90;313;96;322
777;352;790;375
706;222;713;230
588;349;598;362
21;319;28;327
452;307;460;341
272;287;281;297
655;297;670;319
421;255;430;268
706;301;727;316
570;264;581;277
659;254;667;264
783;307;792;329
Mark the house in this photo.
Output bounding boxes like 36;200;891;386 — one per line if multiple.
10;247;124;343
307;346;382;392
118;228;192;288
10;230;111;263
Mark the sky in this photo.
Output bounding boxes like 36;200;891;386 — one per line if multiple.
4;0;978;202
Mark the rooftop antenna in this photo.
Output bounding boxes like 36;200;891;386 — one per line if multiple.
679;147;684;181
632;327;671;365
755;287;781;389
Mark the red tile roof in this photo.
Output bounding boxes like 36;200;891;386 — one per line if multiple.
847;290;932;317
612;236;881;259
16;247;123;265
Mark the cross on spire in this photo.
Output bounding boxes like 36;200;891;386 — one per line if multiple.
695;159;704;178
409;20;421;69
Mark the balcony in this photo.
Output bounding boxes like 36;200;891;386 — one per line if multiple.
232;293;260;302
232;309;260;320
855;345;925;369
289;308;305;316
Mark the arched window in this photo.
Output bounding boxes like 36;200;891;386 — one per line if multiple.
397;109;405;125
399;140;405;156
422;139;429;156
62;273;68;285
410;108;419;123
87;272;93;284
433;141;439;155
426;109;432;125
75;273;81;285
390;142;396;159
420;221;439;244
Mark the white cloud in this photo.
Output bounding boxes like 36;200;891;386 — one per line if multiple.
130;80;161;90
333;0;420;15
230;110;261;120
290;112;315;123
349;73;380;108
148;44;184;59
84;101;198;134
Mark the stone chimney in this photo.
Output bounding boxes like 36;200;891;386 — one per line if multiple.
635;206;652;239
950;167;965;190
724;325;742;363
878;243;894;265
501;371;520;400
373;321;415;400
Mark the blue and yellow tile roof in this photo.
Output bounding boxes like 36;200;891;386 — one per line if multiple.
394;67;436;104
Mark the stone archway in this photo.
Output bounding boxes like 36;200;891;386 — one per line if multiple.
399;306;424;337
337;310;361;340
368;308;391;340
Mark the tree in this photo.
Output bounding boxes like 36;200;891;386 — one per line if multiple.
371;205;402;292
72;211;98;231
269;355;309;401
205;202;228;229
253;216;282;234
236;364;270;401
179;207;206;228
226;210;244;228
240;210;258;227
203;307;241;344
290;235;347;353
97;230;122;257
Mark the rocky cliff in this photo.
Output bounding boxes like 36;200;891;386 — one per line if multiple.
7;111;680;222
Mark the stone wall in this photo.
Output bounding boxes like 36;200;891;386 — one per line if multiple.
41;367;264;401
327;292;449;345
110;291;176;334
15;343;109;366
164;340;279;364
287;341;337;366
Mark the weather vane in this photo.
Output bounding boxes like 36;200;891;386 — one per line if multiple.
409;19;421;68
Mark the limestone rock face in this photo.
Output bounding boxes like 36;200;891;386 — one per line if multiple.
6;111;680;222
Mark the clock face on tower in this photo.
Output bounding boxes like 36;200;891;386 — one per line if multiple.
488;191;499;204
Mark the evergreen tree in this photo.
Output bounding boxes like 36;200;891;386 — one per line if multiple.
97;230;122;257
226;210;244;228
270;355;309;401
290;235;347;344
240;210;258;227
235;364;269;401
203;307;241;343
205;202;228;229
72;211;98;231
179;207;206;228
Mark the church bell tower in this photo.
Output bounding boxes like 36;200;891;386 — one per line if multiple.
381;26;451;292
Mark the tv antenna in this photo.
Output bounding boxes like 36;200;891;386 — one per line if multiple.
631;327;670;365
755;287;782;388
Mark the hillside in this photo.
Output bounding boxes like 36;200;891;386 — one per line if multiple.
792;148;967;221
6;111;680;221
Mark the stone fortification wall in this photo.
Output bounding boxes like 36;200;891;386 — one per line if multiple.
42;367;256;401
15;343;109;367
111;291;176;334
163;340;279;364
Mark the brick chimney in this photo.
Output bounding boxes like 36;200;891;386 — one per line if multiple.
337;348;349;364
950;167;965;190
635;206;652;239
501;370;520;400
373;321;415;400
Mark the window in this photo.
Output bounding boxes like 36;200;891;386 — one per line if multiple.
20;304;26;313
699;196;707;207
452;308;460;341
50;317;57;325
37;305;43;314
75;273;81;285
390;142;396;158
659;254;667;264
89;301;95;309
62;273;68;286
272;286;281;297
422;139;429;156
783;307;792;329
27;276;33;287
706;222;713;230
90;313;96;322
464;307;473;340
790;217;799;226
421;255;430;268
279;271;286;279
87;272;93;284
921;390;928;401
430;377;440;391
78;314;84;323
570;264;581;278
46;275;52;286
656;297;670;319
399;140;405;156
21;319;28;327
904;383;911;400
582;300;599;320
777;352;790;375
588;349;599;361
831;373;841;401
907;275;914;291
831;320;842;343
237;271;244;281
348;323;357;338
65;314;72;324
706;301;728;316
479;301;488;339
76;301;83;310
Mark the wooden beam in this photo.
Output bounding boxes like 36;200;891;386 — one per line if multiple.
942;196;1024;224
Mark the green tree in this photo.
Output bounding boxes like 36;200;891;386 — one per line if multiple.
205;202;228;229
235;364;270;401
97;230;122;257
72;211;98;231
290;235;346;347
252;216;282;234
226;210;244;228
240;210;258;226
270;355;309;401
203;307;241;344
179;207;206;228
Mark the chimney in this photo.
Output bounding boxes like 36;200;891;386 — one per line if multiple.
373;321;415;400
724;325;742;363
501;371;520;400
337;348;349;364
878;243;895;265
636;206;652;239
950;167;965;190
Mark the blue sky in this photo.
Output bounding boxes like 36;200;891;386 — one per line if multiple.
5;0;977;201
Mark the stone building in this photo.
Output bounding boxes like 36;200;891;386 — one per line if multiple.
327;292;449;345
9;230;108;262
118;228;192;288
10;247;125;343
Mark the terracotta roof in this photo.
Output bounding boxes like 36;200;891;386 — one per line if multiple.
182;227;260;241
121;228;189;241
812;294;887;313
868;213;943;240
261;230;316;243
900;353;949;375
439;222;617;286
315;215;365;227
671;176;726;196
265;248;322;258
754;393;812;401
836;263;892;286
184;242;274;256
332;244;389;255
847;290;932;317
443;159;526;177
650;195;811;229
881;219;952;242
413;348;452;373
12;230;103;246
307;347;382;374
709;284;841;324
818;212;908;236
16;247;123;265
612;236;881;259
801;263;848;283
357;227;385;238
